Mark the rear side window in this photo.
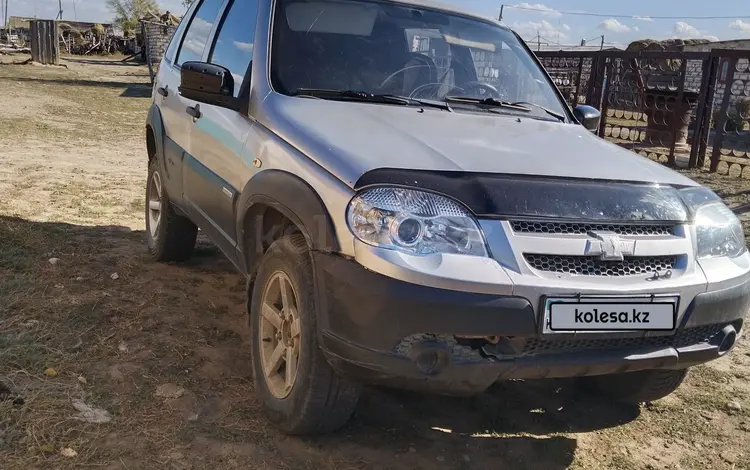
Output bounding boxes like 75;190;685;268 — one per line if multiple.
164;1;199;64
176;0;225;66
209;0;259;96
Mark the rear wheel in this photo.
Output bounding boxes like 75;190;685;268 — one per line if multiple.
146;158;198;262
578;368;689;404
249;234;361;434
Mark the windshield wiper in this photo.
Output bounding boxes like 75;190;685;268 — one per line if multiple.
445;96;566;122
510;101;566;122
291;89;452;112
445;96;532;113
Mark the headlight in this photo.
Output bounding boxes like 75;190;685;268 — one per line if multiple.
346;187;488;257
681;187;746;259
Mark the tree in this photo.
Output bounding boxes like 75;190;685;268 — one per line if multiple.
106;0;159;34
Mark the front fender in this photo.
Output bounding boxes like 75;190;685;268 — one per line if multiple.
237;170;340;270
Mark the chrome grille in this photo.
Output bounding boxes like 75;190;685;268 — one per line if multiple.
520;324;725;357
524;254;677;276
511;221;676;236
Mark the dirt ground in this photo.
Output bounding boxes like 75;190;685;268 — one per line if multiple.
1;55;749;470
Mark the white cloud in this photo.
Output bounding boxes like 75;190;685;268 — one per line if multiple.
633;26;640;32
633;16;654;22
730;19;750;33
674;21;700;37
512;3;561;17
599;19;631;34
512;19;571;41
672;21;718;41
233;41;254;53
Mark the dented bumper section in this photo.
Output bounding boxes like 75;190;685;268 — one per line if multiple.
314;253;750;395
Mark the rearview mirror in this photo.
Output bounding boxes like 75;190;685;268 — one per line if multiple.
573;105;601;133
179;61;240;111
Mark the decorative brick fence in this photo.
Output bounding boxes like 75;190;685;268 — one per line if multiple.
141;20;177;83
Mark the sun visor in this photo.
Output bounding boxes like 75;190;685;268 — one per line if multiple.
355;169;690;222
285;2;379;35
443;34;496;52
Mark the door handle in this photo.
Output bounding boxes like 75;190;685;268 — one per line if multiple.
186;104;202;119
156;86;168;97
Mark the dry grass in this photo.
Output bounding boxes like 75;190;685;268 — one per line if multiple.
1;54;750;469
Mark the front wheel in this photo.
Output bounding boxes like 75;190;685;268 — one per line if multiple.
249;234;361;434
578;368;689;404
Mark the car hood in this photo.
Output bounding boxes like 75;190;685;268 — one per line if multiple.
266;96;698;188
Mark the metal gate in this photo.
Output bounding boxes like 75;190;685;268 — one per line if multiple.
536;49;750;175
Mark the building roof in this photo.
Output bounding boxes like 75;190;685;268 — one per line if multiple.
7;16;112;31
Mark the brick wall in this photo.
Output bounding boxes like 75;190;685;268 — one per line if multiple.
142;21;177;78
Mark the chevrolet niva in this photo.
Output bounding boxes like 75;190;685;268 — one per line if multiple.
144;0;750;434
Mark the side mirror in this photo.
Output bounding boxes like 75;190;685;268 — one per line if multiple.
179;61;240;111
573;105;601;133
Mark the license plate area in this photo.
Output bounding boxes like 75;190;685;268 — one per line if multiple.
542;296;678;334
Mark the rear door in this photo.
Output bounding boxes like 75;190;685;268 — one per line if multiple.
184;0;259;248
156;0;226;202
152;0;197;203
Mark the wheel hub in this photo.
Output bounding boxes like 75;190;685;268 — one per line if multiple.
258;271;301;399
147;170;162;239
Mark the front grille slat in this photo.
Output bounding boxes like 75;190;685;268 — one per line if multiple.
511;221;676;236
524;254;677;277
520;324;724;357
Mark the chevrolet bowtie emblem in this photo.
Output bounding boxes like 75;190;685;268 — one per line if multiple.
585;231;636;261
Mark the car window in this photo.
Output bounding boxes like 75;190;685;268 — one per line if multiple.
209;0;259;96
176;0;225;66
164;1;199;64
270;0;567;118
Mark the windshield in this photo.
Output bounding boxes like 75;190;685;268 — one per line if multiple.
270;0;567;118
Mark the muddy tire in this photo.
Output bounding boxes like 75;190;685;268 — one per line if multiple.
578;368;689;404
249;234;361;435
145;158;197;262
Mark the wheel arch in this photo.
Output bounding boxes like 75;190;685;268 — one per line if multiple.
146;104;165;164
237;170;340;277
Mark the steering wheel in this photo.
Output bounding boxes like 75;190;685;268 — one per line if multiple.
408;83;465;99
379;53;436;92
462;81;506;99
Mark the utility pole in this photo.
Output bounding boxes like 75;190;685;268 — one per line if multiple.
498;4;504;22
600;35;605;50
57;0;63;20
537;31;541;52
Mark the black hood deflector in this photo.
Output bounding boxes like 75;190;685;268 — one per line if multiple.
355;169;690;222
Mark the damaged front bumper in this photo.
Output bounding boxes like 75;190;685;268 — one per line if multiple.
314;252;750;395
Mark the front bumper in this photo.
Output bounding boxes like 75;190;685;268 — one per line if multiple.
315;252;750;395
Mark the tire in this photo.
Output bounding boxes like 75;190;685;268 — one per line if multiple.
145;158;197;262
578;368;689;404
249;234;361;435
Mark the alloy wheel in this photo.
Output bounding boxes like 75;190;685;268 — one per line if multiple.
259;271;301;399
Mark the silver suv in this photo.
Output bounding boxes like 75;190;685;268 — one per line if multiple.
145;0;750;434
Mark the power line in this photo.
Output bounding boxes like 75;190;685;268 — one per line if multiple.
505;5;750;20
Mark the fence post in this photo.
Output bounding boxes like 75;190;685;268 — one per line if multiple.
709;56;738;172
691;55;717;168
667;59;688;167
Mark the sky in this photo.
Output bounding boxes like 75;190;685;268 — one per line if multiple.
3;0;750;47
